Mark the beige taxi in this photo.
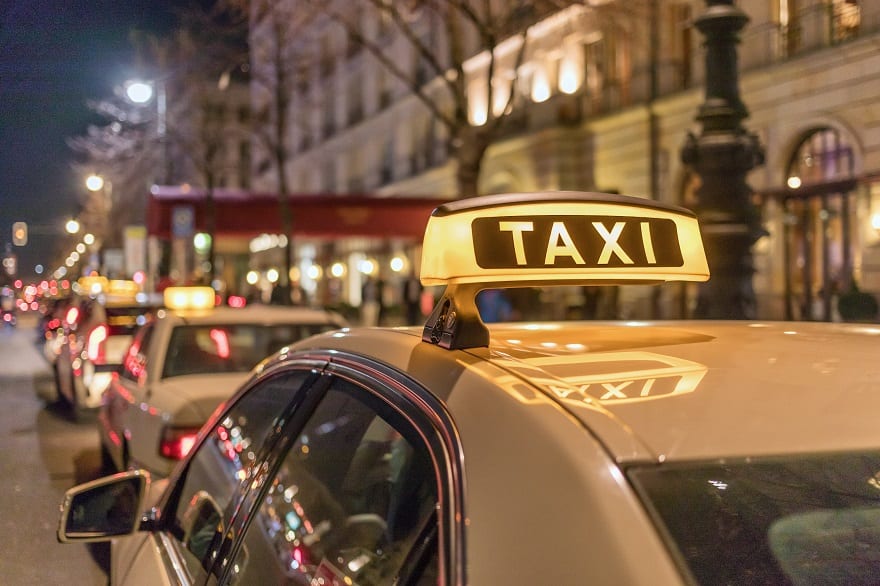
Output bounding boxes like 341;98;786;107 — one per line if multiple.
59;192;880;585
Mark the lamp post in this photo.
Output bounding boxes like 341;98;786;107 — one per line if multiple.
125;78;171;184
680;0;765;319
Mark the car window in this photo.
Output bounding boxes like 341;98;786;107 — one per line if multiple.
104;305;156;335
162;324;337;378
167;370;314;583
628;452;880;585
227;377;438;585
120;323;154;383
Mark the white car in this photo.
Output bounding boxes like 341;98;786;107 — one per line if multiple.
98;289;346;477
60;192;880;585
52;286;162;419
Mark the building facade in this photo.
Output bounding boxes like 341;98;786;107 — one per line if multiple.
248;0;880;321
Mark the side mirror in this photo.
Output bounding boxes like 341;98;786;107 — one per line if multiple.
57;470;150;543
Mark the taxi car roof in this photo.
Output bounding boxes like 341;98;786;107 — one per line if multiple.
288;320;880;466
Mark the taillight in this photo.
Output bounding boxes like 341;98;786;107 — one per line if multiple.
160;426;200;460
87;324;108;363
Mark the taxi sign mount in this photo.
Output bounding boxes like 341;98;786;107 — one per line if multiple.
419;192;709;349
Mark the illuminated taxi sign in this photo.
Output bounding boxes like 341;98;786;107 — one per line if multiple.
420;192;708;286
76;276;109;296
163;286;215;311
419;192;709;350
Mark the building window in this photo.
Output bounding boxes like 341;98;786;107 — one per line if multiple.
322;160;336;192
832;0;860;42
380;138;394;185
323;90;335;138
782;127;857;321
238;141;251;189
348;73;363;126
320;34;334;78
786;127;854;187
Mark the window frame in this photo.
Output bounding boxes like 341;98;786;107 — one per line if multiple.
150;359;330;583
215;350;466;585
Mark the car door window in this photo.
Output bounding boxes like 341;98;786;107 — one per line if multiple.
121;323;154;383
227;377;439;585
167;370;315;583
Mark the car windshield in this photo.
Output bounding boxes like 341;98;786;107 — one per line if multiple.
628;453;880;585
162;323;337;378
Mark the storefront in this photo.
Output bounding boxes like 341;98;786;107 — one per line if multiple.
145;186;449;313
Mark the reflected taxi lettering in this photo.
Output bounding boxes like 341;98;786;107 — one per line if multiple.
472;216;683;269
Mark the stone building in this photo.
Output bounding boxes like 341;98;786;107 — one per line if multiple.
248;0;879;320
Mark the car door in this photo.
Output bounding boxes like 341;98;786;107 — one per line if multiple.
102;322;156;470
115;366;323;585
215;353;464;586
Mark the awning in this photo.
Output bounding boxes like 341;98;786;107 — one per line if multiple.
146;186;452;240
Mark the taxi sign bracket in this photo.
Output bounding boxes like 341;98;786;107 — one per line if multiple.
421;284;489;350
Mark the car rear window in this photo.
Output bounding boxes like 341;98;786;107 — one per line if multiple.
162;323;338;378
105;306;157;336
628;453;880;585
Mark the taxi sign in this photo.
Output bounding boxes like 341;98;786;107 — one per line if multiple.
77;275;110;296
420;192;708;286
419;192;709;349
163;286;215;311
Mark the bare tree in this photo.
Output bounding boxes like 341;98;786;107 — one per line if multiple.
313;0;575;197
245;0;321;302
68;1;249;284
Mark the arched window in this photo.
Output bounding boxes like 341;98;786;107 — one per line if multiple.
785;127;854;189
782;127;857;321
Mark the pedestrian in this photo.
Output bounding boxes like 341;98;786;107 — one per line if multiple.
403;271;423;325
361;277;381;326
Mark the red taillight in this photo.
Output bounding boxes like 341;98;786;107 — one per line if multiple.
209;328;230;358
87;324;108;363
227;295;246;308
160;427;200;460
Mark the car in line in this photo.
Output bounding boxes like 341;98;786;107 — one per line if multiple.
51;279;162;419
59;192;880;585
98;287;347;477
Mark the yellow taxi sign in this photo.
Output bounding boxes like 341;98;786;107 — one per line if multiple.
77;275;109;296
163;286;215;311
107;279;140;297
420;192;709;287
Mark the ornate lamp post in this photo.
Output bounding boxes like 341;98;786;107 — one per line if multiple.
681;0;766;319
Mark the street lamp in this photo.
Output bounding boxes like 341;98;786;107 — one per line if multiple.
85;173;105;193
65;219;81;235
124;78;169;183
124;80;153;104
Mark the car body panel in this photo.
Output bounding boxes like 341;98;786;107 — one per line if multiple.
284;329;679;584
55;297;160;414
123;372;253;474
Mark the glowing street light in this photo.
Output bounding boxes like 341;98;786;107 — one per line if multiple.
125;80;154;104
85;173;105;192
65;219;81;235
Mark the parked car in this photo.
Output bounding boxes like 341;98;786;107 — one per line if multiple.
60;192;880;585
98;287;347;476
52;280;161;419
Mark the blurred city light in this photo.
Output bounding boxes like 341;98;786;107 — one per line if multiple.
125;80;153;104
65;219;81;234
85;174;105;192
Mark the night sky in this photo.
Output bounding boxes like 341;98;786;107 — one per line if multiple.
0;0;180;280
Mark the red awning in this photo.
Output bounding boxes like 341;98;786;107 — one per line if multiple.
146;187;451;240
